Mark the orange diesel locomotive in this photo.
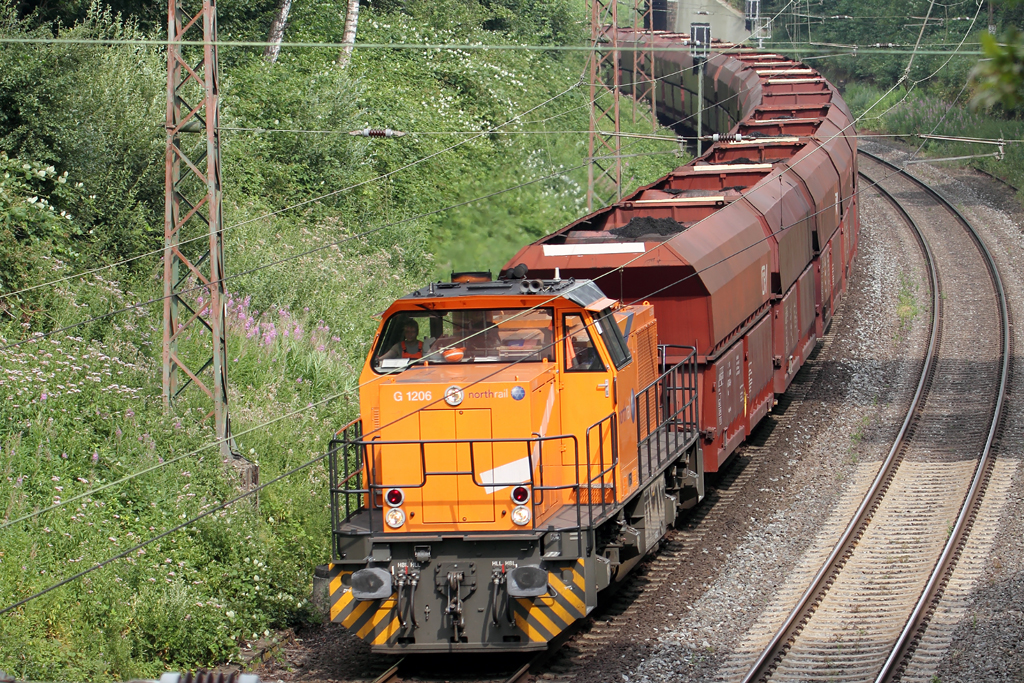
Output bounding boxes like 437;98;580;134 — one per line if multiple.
320;276;700;650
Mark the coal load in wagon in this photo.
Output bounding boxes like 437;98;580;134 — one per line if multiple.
610;216;689;240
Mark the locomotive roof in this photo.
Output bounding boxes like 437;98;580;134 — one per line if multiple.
403;278;611;308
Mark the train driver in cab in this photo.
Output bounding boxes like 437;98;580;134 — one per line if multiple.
380;319;433;360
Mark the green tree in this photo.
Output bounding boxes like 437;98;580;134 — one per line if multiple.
970;29;1024;110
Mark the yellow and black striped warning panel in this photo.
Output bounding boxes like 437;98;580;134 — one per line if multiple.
512;559;587;643
327;563;401;646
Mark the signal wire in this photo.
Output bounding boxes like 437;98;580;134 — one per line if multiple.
0;20;978;527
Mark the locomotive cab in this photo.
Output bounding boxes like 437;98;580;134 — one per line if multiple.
318;276;702;652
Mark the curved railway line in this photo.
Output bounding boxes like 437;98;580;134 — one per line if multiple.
733;150;1010;682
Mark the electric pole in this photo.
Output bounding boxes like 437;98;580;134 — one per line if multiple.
164;0;253;489
630;0;657;131
586;0;622;210
691;23;710;157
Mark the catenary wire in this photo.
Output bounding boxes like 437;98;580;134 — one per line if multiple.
0;11;979;529
0;157;622;529
0;76;584;304
0;35;982;53
0;47;978;609
0;131;879;533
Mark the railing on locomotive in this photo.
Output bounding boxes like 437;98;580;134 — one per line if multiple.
584;413;618;555
329;430;606;556
637;346;700;483
327;347;700;562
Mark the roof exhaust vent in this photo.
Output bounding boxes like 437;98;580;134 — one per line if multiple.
451;270;492;283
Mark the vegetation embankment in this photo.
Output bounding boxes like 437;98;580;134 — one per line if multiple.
0;0;681;678
845;82;1024;191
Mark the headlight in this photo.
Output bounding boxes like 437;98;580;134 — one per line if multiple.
511;505;531;526
385;508;406;529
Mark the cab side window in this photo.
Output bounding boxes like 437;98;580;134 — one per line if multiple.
594;309;631;369
564;313;606;372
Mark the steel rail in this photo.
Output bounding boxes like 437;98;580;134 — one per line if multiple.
371;659;403;683
740;155;943;683
369;653;539;683
862;150;1011;682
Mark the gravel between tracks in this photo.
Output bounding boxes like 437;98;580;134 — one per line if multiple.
576;174;933;683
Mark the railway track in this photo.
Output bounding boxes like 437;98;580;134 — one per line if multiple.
370;655;536;683
733;150;1010;682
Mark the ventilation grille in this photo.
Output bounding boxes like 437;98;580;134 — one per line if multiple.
634;321;659;442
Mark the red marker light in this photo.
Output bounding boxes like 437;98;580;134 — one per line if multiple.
385;488;404;507
511;486;531;504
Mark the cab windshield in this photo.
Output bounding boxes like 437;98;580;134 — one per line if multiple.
372;308;555;372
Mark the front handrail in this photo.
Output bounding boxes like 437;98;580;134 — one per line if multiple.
352;435;575;491
637;345;699;483
331;431;583;536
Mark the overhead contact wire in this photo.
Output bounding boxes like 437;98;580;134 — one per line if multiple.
0;88;963;609
3;17;976;525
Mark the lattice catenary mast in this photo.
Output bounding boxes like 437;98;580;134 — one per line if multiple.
586;0;622;211
163;0;245;474
587;0;659;210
